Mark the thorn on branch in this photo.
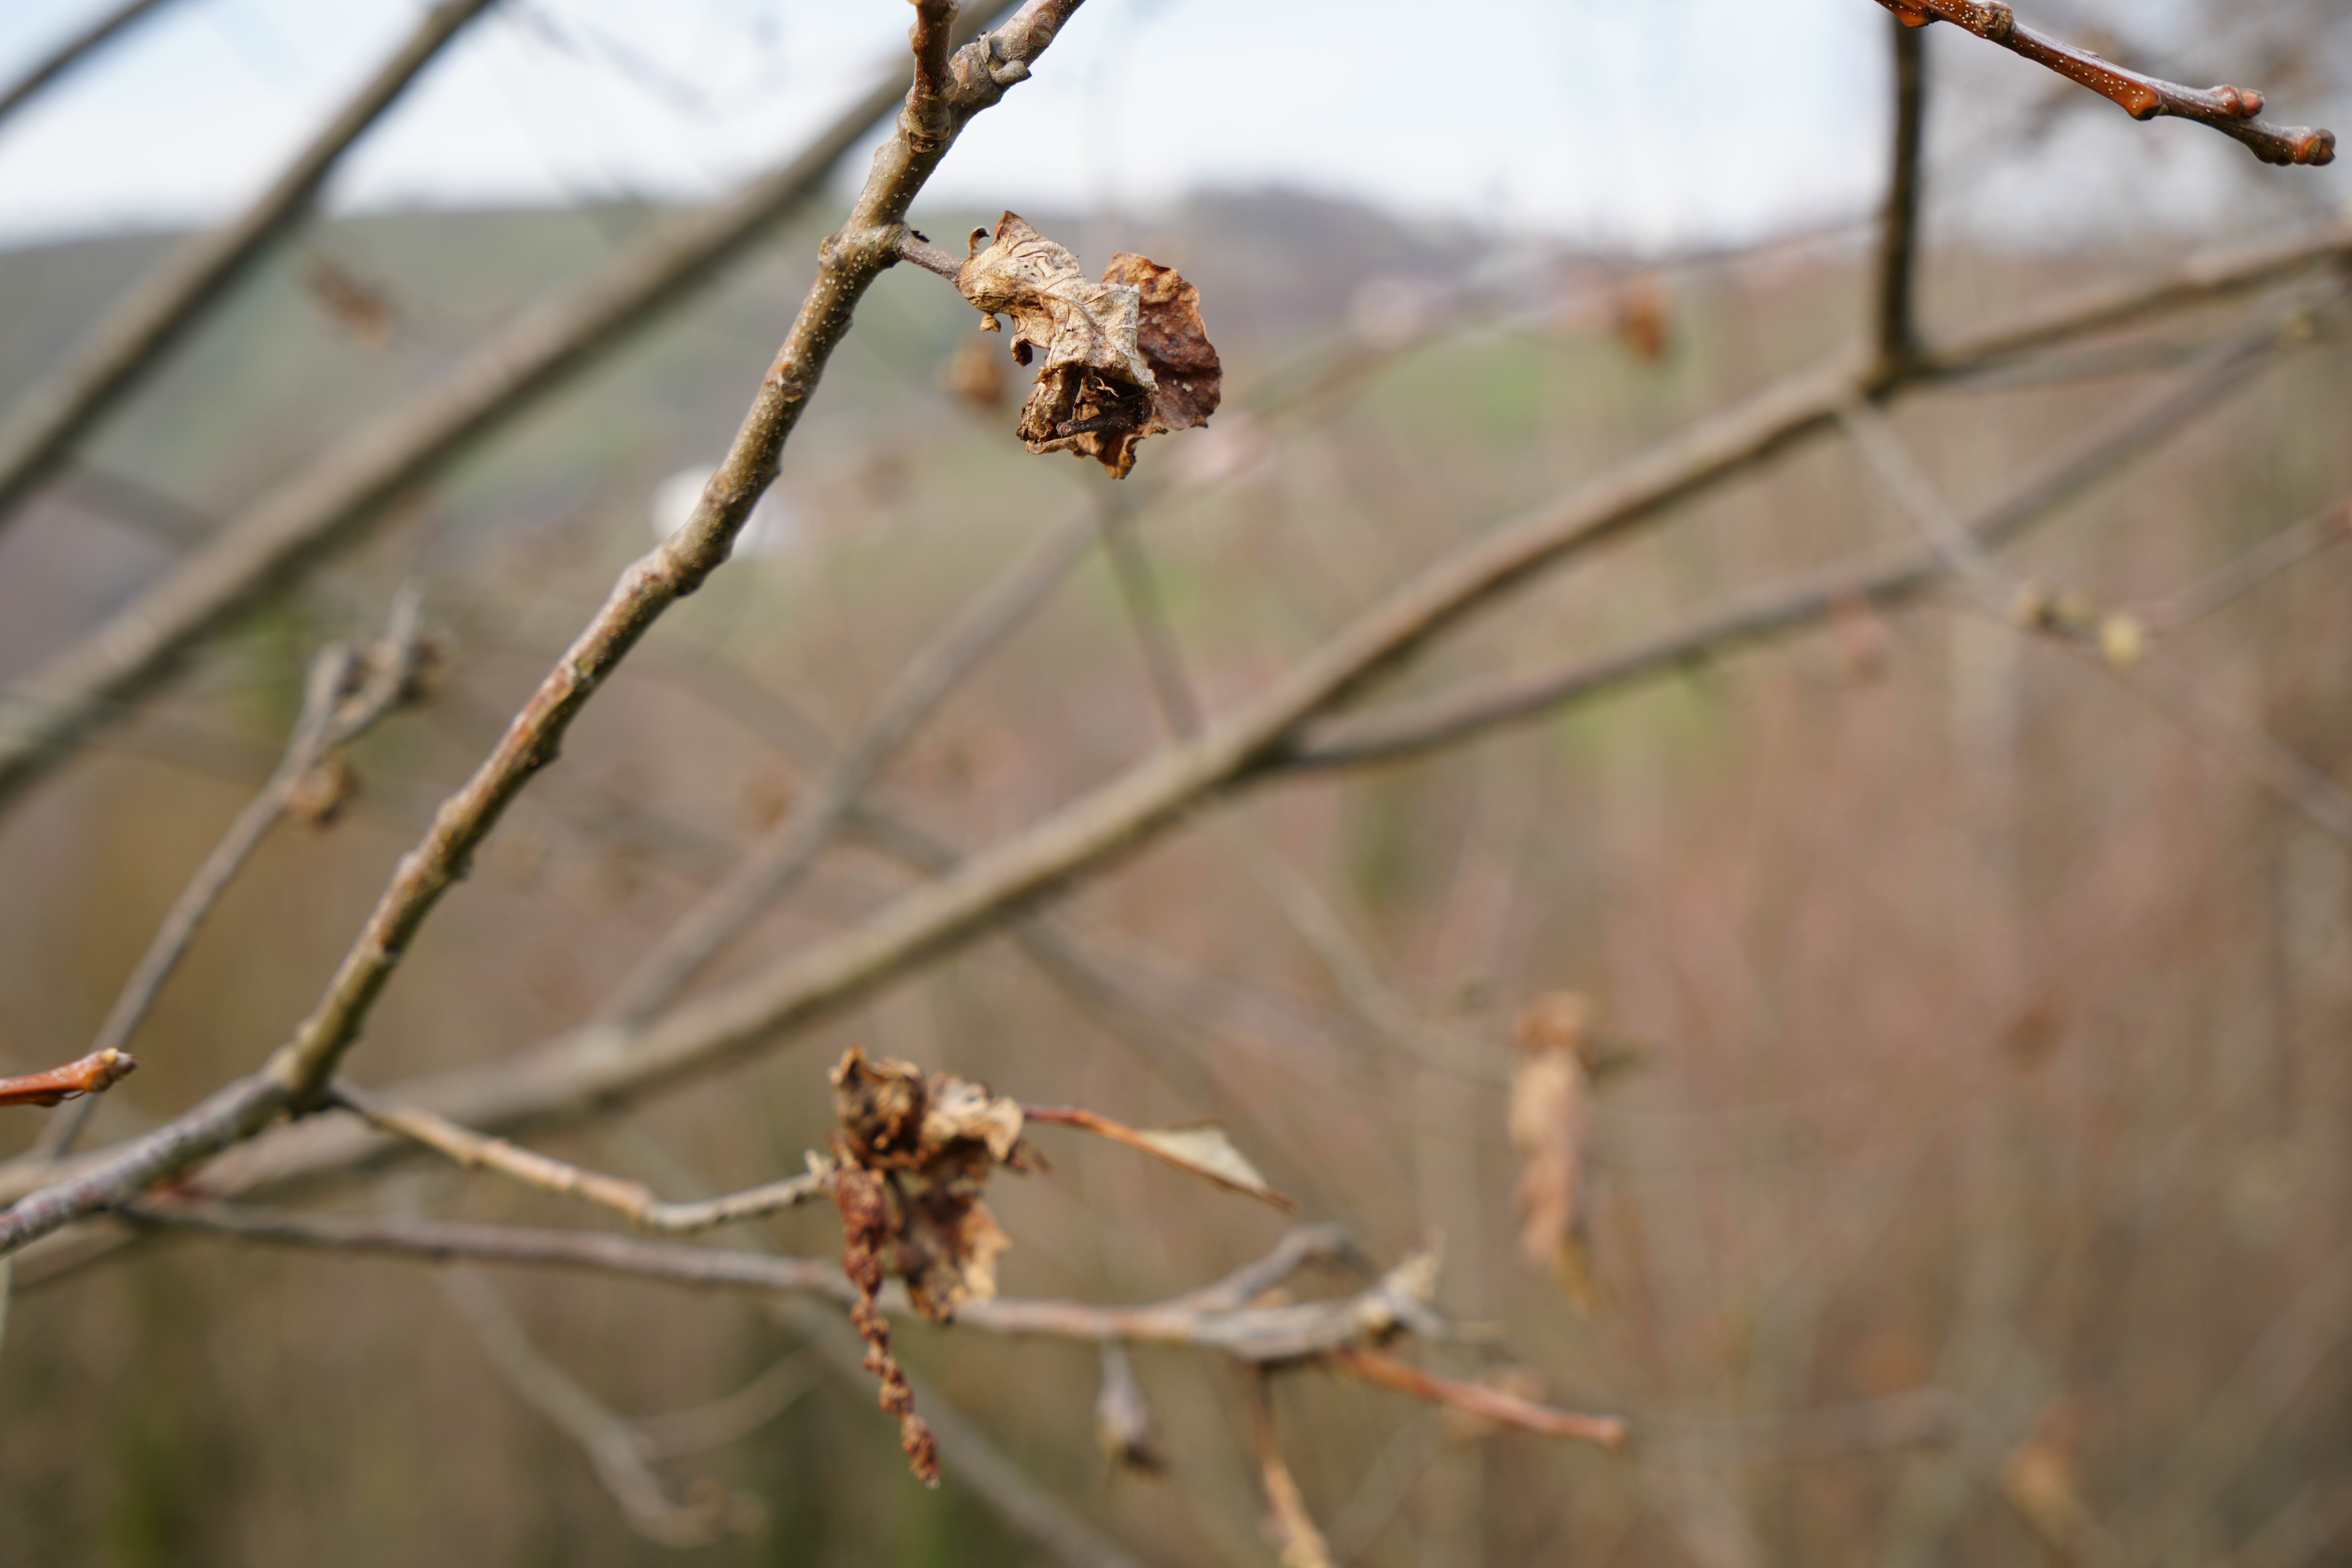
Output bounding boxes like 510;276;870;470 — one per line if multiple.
0;1049;137;1109
1876;0;2335;166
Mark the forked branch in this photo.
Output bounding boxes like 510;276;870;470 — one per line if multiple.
0;0;1088;1260
1876;0;2335;166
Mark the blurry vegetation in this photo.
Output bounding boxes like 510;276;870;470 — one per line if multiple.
0;158;2349;1567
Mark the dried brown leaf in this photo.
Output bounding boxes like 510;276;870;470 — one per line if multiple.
1509;993;1595;1306
1101;251;1222;433
897;1184;1011;1321
953;213;1219;479
302;252;399;347
940;329;1009;409
1025;1106;1294;1209
825;1049;1033;1485
1094;1343;1166;1474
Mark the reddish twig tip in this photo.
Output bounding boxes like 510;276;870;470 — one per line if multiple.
0;1048;139;1109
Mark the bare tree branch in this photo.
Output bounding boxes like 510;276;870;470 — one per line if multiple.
336;1083;831;1234
0;1;1024;813
1253;1374;1337;1568
1284;314;2304;771
774;1295;1154;1568
7;236;2333;1242
1876;0;2336;166
0;1049;138;1110
441;1268;766;1547
1845;370;2352;845
129;1201;1444;1365
37;593;431;1161
2139;500;2351;630
1327;1346;1628;1449
0;0;189;133
593;497;1106;1026
0;0;1089;1259
1875;11;1930;378
0;0;504;530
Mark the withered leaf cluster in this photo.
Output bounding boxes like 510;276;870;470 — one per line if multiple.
953;213;1221;478
1508;993;1599;1309
827;1048;1037;1485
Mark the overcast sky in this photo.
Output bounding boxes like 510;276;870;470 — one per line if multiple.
0;0;2343;253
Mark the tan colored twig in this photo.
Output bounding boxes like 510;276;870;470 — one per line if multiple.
0;0;188;133
0;1050;138;1110
593;497;1107;1026
1874;11;1930;379
1877;0;2335;166
1252;1373;1337;1568
635;1351;821;1462
441;1268;764;1547
1843;365;2352;847
334;1084;831;1233
37;593;431;1161
2137;500;2352;631
126;1201;1448;1366
614;1128;1158;1568
774;1295;1153;1568
0;0;1088;1260
1285;312;2305;772
0;2;1025;812
1326;1346;1627;1449
0;0;504;531
6;241;2314;1232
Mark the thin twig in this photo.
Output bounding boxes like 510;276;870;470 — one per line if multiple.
1284;313;2302;771
335;1083;831;1233
38;593;430;1160
0;0;1088;1260
0;1;1025;812
1845;372;2352;846
618;1128;1158;1568
0;0;189;132
1325;1346;1627;1449
1253;1373;1337;1568
0;1050;138;1110
775;1295;1154;1568
2138;500;2352;630
1094;488;1205;740
16;255;2318;1225
126;1201;1447;1364
441;1267;761;1546
593;497;1106;1026
635;1350;821;1461
1874;11;1930;378
0;0;505;530
1877;0;2335;166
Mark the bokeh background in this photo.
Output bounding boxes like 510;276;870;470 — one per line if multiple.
2;1;2351;1563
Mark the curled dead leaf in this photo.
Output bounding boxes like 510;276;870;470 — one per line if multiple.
826;1048;1036;1485
953;213;1220;478
302;252;399;348
1024;1106;1294;1209
1094;1342;1167;1474
1509;993;1597;1307
940;329;1009;409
